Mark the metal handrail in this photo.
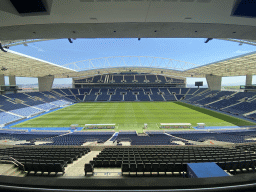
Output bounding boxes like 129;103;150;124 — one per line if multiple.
0;156;25;172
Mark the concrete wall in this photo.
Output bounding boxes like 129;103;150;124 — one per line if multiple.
246;74;253;86
0;74;4;86
206;74;222;91
9;75;16;86
38;75;54;92
72;78;75;88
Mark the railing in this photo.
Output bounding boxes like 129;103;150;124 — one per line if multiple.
116;138;132;143
84;139;104;143
0;156;25;172
240;85;256;90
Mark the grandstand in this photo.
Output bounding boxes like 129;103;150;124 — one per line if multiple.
1;0;256;191
1;63;256;191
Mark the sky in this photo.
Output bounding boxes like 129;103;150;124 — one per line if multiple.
7;38;256;86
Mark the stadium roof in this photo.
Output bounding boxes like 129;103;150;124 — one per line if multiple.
1;0;256;41
186;51;256;77
0;50;76;77
1;50;256;78
57;52;256;78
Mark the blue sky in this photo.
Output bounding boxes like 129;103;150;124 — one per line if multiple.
7;38;256;86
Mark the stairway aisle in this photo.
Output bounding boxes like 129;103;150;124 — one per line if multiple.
63;151;101;177
0;164;26;177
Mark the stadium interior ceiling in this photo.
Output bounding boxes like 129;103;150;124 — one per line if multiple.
1;0;256;192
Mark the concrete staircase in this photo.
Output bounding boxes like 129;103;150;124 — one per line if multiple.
63;151;101;177
0;163;25;177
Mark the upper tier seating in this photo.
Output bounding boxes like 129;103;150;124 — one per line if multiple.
76;74;185;85
156;75;166;83
146;75;157;83
113;76;123;83
124;75;134;83
136;75;146;83
92;75;101;83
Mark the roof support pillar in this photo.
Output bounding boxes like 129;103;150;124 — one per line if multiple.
9;75;16;86
206;74;222;91
246;74;253;86
72;78;75;88
38;75;54;92
0;74;5;86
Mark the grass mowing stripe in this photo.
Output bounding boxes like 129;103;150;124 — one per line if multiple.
12;102;256;132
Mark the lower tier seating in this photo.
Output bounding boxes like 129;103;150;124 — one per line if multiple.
0;112;23;125
0;147;90;175
90;146;256;176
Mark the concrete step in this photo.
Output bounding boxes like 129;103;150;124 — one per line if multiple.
0;164;14;175
0;163;26;177
64;151;101;177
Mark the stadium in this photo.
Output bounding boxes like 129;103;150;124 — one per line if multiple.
1;0;256;191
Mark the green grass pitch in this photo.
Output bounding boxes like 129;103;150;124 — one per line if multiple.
13;102;256;132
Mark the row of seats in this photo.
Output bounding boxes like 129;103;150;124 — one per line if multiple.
1;147;90;176
41;132;114;145
0;112;23;125
87;145;256;177
184;91;256;117
0;91;73;123
74;75;184;84
0;130;67;142
3;129;256;145
51;88;207;102
114;132;192;145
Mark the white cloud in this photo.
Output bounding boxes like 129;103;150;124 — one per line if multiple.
28;44;45;52
235;50;249;54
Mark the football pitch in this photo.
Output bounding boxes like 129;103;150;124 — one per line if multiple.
13;102;256;132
